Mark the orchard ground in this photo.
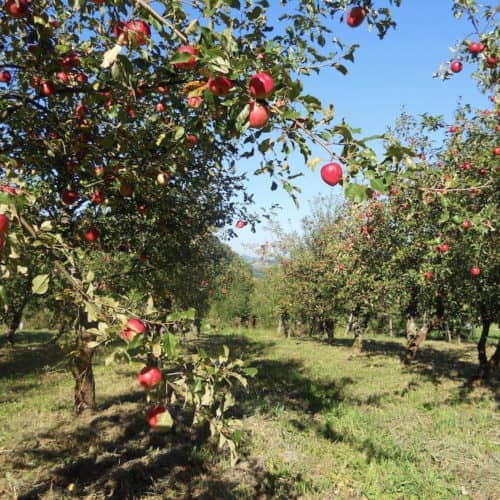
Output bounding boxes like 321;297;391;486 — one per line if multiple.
0;327;498;499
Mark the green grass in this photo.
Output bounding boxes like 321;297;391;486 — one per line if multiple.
0;328;498;499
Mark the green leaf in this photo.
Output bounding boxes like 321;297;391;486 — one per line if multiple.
162;332;178;359
345;183;368;202
31;274;50;295
174;126;185;141
242;367;258;378
0;285;8;306
156;408;174;430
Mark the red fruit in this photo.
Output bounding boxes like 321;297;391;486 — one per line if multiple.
208;75;233;97
56;71;69;83
84;227;100;242
157;172;170;185
138;367;162;389
157;84;168;94
236;220;247;229
248;101;270;128
249;72;274;99
338;263;345;270
468;42;485;54
478;168;487;175
155;102;166;113
486;56;497;68
200;280;208;288
462;162;471;170
125;19;151;46
471;266;480;277
493;147;500;156
449;125;458;133
320;162;343;186
146;405;166;428
450;61;463;73
5;0;29;18
424;271;433;281
0;71;11;84
91;189;105;204
0;214;9;234
438;243;450;253
187;96;203;108
76;72;87;84
346;6;366;27
173;45;197;70
62;190;78;205
186;134;197;147
462;219;472;230
75;104;88;117
60;53;80;70
127;317;147;334
40;80;55;96
121;328;136;342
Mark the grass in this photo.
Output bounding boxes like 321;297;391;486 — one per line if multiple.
0;328;498;499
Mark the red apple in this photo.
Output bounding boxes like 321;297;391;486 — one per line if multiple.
75;104;88;117
40;80;55;96
471;266;480;277
462;219;472;230
61;190;78;205
486;56;497;68
320;162;343;186
121;328;136;342
56;71;69;83
450;60;463;73
138;366;162;389
186;134;197;147
208;75;234;96
93;165;104;177
346;6;366;27
424;271;433;280
84;227;100;242
60;53;80;70
449;125;458;133
249;72;274;99
127;317;147;334
157;172;170;185
236;220;247;229
125;19;151;46
0;213;9;234
0;71;11;84
155;102;166;113
248;101;270;128
187;96;203;108
438;243;450;253
5;0;30;17
146;405;166;428
91;189;105;204
468;42;485;54
493;147;500;156
76;72;87;84
173;45;197;70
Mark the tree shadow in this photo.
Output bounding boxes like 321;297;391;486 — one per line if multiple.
0;336;65;380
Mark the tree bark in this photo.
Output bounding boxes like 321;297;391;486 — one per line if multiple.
281;313;290;339
324;319;336;344
3;293;30;344
489;341;499;371
388;316;393;337
70;311;97;414
477;320;491;379
344;312;353;337
406;315;417;341
404;321;433;363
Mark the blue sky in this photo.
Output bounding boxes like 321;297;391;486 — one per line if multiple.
227;1;490;256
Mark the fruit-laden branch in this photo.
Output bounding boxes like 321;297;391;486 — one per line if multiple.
135;0;188;44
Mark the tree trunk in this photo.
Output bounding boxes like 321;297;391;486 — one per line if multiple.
488;341;499;371
344;312;353;337
3;293;30;344
324;319;336;344
388;316;393;337
351;315;366;352
404;321;433;363
477;320;491;379
70;311;97;414
282;313;290;339
406;315;417;341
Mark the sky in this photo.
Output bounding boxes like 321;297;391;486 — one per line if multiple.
227;0;491;256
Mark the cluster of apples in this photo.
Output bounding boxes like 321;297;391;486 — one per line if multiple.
450;39;498;73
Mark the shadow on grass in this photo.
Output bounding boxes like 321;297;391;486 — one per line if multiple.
0;331;65;380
